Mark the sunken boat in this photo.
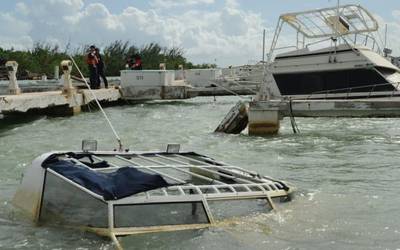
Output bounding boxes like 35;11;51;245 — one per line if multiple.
13;142;293;248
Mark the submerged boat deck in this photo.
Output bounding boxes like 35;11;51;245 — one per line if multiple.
88;152;290;203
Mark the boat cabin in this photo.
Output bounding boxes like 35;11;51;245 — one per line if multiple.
261;4;400;99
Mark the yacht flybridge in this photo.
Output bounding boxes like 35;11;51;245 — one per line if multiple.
13;143;293;249
262;4;400;99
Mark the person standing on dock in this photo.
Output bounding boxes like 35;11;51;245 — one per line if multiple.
95;48;108;88
132;55;142;70
86;45;99;89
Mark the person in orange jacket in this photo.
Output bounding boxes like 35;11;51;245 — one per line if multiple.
86;45;99;89
132;55;142;70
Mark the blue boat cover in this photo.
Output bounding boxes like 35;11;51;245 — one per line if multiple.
43;158;170;200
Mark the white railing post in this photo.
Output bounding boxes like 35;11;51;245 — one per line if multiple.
60;60;74;95
176;64;184;80
159;63;166;70
6;61;20;95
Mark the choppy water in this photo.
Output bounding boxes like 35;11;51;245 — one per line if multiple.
1;96;400;249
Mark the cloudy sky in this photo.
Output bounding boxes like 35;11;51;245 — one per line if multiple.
1;0;400;66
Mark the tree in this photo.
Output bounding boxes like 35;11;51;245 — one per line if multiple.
0;41;217;79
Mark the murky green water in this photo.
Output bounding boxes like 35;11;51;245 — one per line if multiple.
1;96;400;249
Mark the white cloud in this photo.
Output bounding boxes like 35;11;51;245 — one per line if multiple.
0;12;32;49
15;2;29;16
373;13;400;56
150;0;215;9
2;0;266;66
6;1;400;67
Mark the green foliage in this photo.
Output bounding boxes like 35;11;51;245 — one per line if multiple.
103;40;134;76
0;41;216;79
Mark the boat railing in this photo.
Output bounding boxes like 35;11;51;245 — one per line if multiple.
305;34;382;55
268;4;384;61
350;33;383;55
271;33;384;62
300;81;400;100
304;37;334;50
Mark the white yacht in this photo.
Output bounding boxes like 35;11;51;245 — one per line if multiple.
262;4;400;99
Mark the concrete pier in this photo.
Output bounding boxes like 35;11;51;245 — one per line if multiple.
248;98;400;135
0;59;260;118
0;59;123;117
0;88;121;116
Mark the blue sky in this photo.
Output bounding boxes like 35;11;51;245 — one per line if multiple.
55;0;400;22
0;0;399;66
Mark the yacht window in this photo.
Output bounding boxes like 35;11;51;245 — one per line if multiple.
40;171;108;228
375;67;397;77
274;68;394;95
207;199;272;220
386;73;400;84
114;202;209;228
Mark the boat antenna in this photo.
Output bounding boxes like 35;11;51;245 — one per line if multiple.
384;23;388;49
68;54;123;151
262;28;266;62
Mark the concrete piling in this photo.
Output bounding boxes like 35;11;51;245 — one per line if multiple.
248;101;282;135
54;65;59;80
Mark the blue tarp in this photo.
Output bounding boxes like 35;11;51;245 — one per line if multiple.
43;158;170;200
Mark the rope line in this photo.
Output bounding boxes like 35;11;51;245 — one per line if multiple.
68;55;123;151
206;80;251;100
288;98;300;134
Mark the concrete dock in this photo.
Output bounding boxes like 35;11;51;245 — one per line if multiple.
0;88;121;116
0;60;123;117
248;98;400;135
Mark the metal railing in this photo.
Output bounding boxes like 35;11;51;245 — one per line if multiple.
298;82;400;100
73;152;290;200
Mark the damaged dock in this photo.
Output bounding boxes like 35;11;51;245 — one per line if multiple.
0;60;260;118
248;97;400;135
0;88;122;116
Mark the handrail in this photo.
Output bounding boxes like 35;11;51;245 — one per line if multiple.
274;32;384;59
390;82;400;97
305;37;334;49
272;39;383;62
303;81;399;100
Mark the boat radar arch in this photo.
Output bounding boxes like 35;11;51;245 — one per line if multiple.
280;4;378;39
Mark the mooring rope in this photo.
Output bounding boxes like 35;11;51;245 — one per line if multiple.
207;80;252;100
288;98;300;134
68;55;123;151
